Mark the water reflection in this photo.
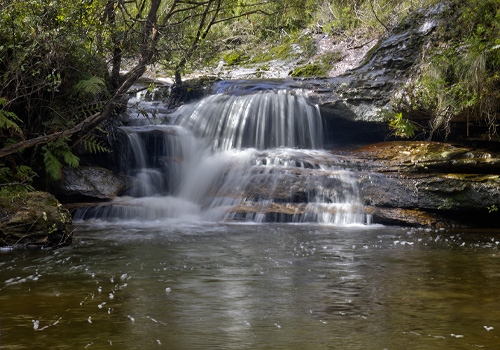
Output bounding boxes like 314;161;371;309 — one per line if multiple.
1;224;500;349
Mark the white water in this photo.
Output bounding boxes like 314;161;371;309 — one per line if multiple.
173;90;323;150
75;85;369;225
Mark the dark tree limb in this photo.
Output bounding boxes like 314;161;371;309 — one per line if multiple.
369;0;389;32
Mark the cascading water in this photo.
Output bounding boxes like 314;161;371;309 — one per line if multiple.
74;82;369;225
173;89;323;150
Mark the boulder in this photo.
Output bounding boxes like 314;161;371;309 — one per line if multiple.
0;192;73;247
55;166;131;203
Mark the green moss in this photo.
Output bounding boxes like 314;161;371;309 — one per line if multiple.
255;64;271;78
290;64;327;78
247;32;317;65
251;44;293;63
321;52;343;66
360;41;381;66
223;52;249;66
251;51;273;64
252;40;297;63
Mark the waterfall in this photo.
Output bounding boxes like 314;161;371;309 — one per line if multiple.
172;90;323;150
74;84;369;225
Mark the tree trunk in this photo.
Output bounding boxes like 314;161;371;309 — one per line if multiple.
174;70;183;86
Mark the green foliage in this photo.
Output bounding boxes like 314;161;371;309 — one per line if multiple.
42;147;63;181
388;112;418;138
308;0;435;37
487;204;498;213
82;135;111;154
0;0;111;183
0;98;22;135
245;0;316;39
0;95;35;194
324;6;360;34
0;163;36;195
73;76;107;98
42;139;79;181
290;64;327;78
404;0;500;139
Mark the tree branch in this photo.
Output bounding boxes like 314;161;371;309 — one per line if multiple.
369;0;389;32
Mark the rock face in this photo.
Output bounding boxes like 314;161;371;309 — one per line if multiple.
299;3;447;143
343;142;500;227
0;192;73;247
55;166;131;203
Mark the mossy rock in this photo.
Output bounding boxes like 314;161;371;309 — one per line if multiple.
0;192;73;247
223;52;249;66
320;51;343;66
168;76;220;107
290;64;327;78
250;37;307;64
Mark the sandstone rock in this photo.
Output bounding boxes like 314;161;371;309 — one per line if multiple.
345;141;500;226
0;192;73;247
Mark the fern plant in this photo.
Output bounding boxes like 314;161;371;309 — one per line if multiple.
0;163;36;195
73;76;107;98
42;138;80;180
82;134;111;154
0;98;22;135
388;112;418;138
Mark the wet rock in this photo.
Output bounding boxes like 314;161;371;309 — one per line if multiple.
358;173;500;212
364;206;455;227
350;141;500;174
301;3;447;140
0;192;73;247
345;141;500;227
168;76;220;108
55;166;131;203
69;140;499;228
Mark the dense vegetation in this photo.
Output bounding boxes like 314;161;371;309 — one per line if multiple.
397;0;500;140
0;0;282;191
0;0;499;194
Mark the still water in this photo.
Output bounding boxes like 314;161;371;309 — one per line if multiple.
2;223;500;349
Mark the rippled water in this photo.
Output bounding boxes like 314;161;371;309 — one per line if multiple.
2;223;500;349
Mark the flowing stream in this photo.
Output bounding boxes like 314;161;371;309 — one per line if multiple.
1;81;500;349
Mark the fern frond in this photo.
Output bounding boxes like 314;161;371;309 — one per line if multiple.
0;112;22;133
42;146;63;180
95;126;109;134
83;135;111;154
16;165;37;181
73;102;105;122
74;76;106;96
63;151;79;168
42;138;79;180
0;98;22;134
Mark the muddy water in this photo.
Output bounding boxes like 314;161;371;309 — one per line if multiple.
2;223;500;349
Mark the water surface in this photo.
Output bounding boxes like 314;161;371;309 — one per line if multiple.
2;223;500;349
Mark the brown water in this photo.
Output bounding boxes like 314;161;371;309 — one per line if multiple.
1;223;500;349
